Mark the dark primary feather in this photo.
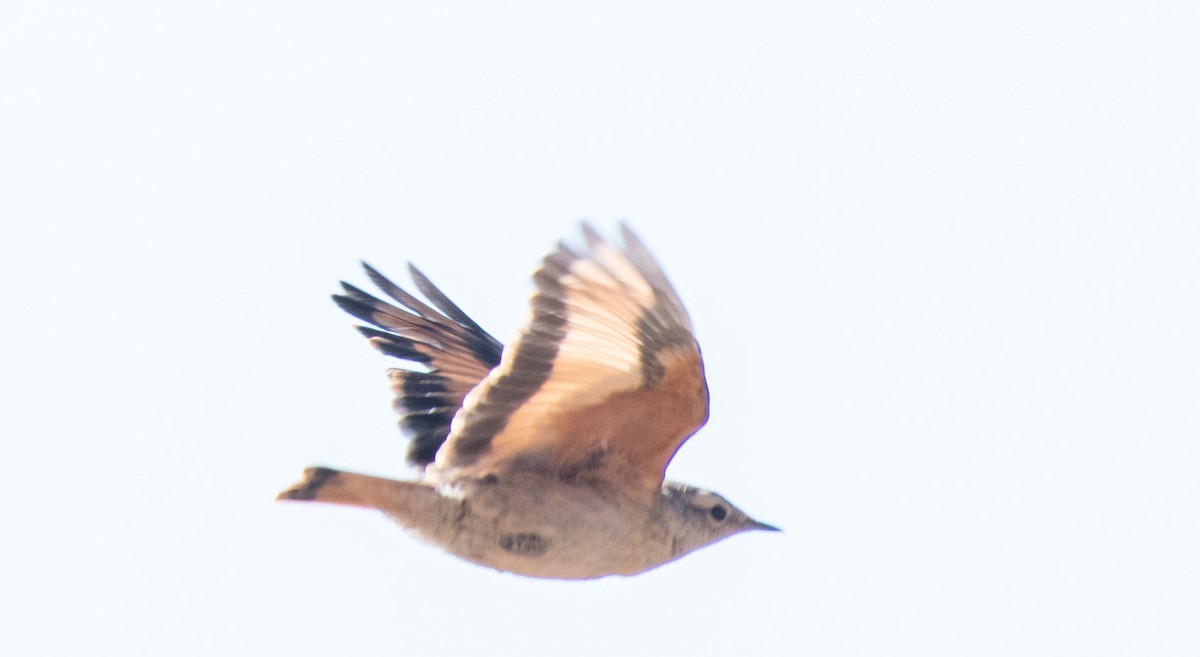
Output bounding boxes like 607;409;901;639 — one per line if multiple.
332;264;503;466
447;245;577;465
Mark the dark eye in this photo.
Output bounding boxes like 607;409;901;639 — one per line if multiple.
709;505;727;521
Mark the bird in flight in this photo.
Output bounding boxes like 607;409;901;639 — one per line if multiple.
278;224;777;578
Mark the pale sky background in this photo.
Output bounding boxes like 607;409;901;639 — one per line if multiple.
2;2;1197;656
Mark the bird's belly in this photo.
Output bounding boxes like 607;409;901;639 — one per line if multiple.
414;476;669;579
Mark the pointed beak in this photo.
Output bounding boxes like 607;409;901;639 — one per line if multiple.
749;519;782;532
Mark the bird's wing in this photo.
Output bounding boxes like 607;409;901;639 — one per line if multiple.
333;264;503;467
436;224;709;496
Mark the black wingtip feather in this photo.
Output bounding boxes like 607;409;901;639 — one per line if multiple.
580;221;604;250
404;265;504;367
355;326;432;364
361;261;446;321
395;370;457;466
334;262;504;468
407;265;480;330
332;293;387;329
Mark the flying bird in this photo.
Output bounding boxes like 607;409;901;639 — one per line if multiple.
278;224;777;578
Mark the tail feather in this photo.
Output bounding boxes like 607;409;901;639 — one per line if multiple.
276;467;425;512
277;466;342;501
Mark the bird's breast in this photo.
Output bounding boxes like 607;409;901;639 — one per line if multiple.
412;473;672;579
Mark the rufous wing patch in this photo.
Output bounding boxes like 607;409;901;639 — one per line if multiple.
436;224;709;496
548;346;708;493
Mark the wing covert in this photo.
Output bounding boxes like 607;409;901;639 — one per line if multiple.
436;224;709;495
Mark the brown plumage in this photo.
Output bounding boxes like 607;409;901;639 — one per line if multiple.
279;223;776;579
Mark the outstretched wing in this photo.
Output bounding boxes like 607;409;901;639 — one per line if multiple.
333;264;503;467
436;224;709;496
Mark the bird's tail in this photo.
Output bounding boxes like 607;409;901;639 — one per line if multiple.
276;466;427;512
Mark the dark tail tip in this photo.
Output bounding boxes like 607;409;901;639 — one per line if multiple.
276;466;341;502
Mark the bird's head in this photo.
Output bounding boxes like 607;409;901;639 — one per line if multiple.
660;482;779;557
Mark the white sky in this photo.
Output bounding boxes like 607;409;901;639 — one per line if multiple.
2;2;1197;655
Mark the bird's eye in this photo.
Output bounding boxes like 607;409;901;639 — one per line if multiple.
709;505;727;521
